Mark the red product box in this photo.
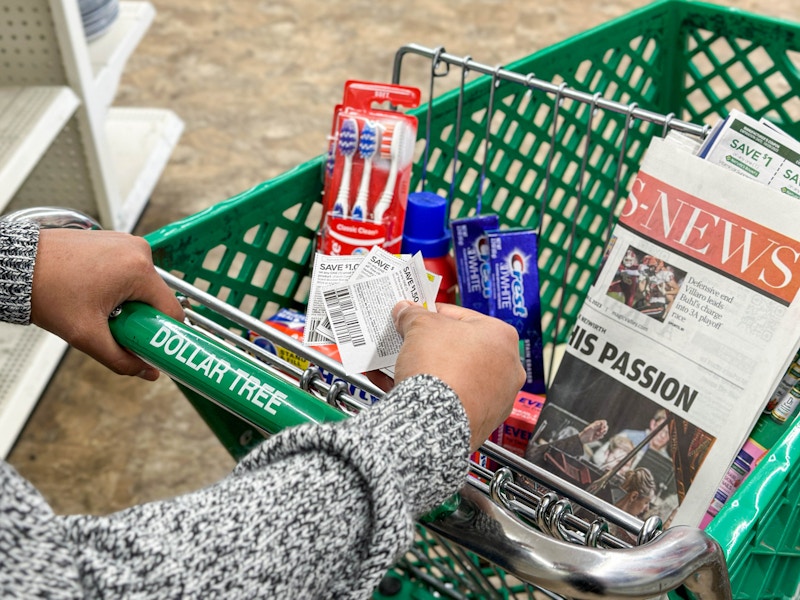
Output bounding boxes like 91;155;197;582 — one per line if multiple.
494;391;545;457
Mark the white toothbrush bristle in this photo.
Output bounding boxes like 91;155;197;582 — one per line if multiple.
380;121;415;166
388;121;415;168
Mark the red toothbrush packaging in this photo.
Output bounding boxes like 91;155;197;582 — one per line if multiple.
318;80;420;256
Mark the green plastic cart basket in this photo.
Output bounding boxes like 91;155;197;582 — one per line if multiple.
122;0;800;597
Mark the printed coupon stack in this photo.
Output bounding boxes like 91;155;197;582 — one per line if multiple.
304;246;441;374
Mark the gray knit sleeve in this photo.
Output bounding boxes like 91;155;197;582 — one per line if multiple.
237;373;470;515
42;374;471;599
0;219;40;325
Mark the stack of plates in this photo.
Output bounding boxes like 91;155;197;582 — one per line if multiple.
79;0;120;41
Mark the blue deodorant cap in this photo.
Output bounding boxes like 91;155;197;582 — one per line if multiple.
401;191;452;257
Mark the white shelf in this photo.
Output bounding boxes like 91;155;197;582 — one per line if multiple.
107;107;185;230
0;324;68;459
0;86;80;211
0;0;182;454
88;2;156;110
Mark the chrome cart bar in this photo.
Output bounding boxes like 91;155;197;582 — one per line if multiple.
391;43;710;139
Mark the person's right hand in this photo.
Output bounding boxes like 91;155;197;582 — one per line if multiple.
390;301;526;452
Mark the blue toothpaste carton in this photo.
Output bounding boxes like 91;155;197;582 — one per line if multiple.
450;214;500;314
488;228;546;394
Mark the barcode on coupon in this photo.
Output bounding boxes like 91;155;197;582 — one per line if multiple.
305;317;331;345
323;287;366;347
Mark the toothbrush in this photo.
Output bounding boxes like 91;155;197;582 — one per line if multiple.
332;117;359;217
351;120;380;220
372;121;415;223
324;137;336;180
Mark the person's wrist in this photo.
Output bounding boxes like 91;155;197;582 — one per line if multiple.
365;374;470;514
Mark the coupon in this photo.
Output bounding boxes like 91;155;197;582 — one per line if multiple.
313;246;442;342
304;252;363;345
322;252;436;374
352;246;410;278
347;245;443;310
700;109;800;198
310;247;408;342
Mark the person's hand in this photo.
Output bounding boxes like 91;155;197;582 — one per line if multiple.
390;301;526;451
579;419;608;444
30;228;185;381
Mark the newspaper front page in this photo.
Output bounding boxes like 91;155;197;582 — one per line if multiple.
526;136;800;528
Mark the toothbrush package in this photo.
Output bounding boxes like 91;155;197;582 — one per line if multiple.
319;80;420;256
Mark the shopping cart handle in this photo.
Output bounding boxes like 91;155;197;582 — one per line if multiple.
109;301;346;435
427;484;732;600
109;302;733;600
5;206;345;436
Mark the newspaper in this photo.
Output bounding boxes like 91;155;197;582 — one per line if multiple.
525;135;800;528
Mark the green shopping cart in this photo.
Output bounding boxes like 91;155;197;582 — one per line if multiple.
98;1;800;597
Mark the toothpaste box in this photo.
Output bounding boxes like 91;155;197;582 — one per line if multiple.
248;307;382;406
488;228;546;394
450;214;499;314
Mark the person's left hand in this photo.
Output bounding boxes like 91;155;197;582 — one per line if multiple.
31;228;185;380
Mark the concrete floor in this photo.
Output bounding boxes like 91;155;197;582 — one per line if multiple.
6;0;798;520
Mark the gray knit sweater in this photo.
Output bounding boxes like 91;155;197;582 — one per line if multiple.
0;220;471;599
